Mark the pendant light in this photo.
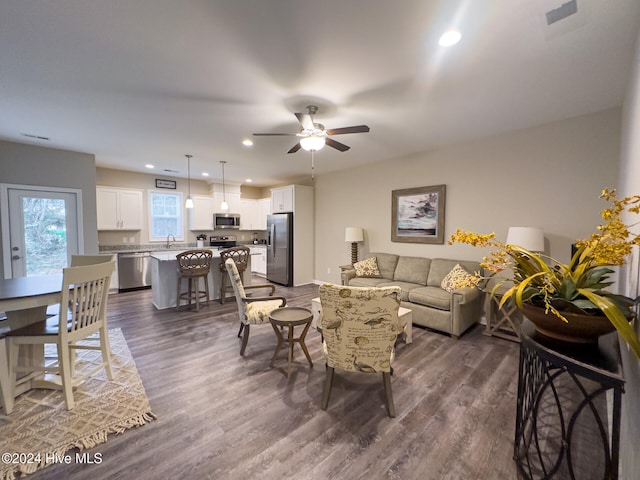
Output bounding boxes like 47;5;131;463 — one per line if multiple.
220;160;229;211
185;154;194;209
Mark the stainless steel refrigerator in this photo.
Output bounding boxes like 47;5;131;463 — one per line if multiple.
267;213;293;286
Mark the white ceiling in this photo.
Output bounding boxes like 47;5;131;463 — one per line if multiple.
1;0;639;187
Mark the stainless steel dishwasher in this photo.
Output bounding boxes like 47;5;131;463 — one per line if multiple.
117;251;152;291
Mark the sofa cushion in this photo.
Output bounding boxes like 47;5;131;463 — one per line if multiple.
348;277;389;288
427;258;480;287
393;256;431;285
353;257;381;278
441;263;476;293
408;286;452;311
367;253;399;280
377;281;423;301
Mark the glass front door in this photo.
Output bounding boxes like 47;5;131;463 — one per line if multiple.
7;188;79;277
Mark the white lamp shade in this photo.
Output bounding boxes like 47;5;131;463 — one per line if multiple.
345;227;364;243
220;201;229;211
300;136;326;151
506;227;544;252
185;197;194;209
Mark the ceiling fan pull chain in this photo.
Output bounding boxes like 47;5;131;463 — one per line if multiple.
311;150;315;180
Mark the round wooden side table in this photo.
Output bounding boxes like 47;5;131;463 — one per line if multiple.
269;307;314;379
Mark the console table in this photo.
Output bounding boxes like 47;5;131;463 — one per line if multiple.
514;320;624;480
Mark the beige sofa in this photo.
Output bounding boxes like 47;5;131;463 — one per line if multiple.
341;253;483;339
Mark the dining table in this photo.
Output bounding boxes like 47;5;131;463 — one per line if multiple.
0;274;63;414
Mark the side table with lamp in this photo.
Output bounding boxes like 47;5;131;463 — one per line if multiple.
484;226;545;342
345;227;364;265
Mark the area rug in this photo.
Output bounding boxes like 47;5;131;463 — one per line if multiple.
0;329;156;479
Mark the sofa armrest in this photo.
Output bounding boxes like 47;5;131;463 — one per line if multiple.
450;287;484;337
452;286;481;304
341;268;357;285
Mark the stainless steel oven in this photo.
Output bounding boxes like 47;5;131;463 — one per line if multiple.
214;213;240;230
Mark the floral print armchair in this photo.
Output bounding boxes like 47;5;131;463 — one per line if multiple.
225;258;286;355
319;283;402;417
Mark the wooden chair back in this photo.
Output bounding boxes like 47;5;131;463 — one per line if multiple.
70;254;114;267
176;250;213;277
60;261;115;342
219;246;250;273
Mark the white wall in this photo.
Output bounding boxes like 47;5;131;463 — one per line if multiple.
617;30;640;480
314;108;621;284
0;140;99;274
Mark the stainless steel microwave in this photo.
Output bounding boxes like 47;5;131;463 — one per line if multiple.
214;213;240;229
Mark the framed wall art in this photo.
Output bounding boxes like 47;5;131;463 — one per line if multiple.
391;184;446;244
155;179;176;189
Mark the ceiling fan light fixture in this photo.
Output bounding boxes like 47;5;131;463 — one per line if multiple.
300;135;326;151
439;29;461;47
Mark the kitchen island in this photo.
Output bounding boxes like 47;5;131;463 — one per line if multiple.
150;249;253;310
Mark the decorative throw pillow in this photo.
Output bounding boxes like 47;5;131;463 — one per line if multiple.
353;257;382;278
441;264;475;293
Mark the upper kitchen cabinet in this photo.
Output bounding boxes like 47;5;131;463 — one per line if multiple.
189;194;215;230
213;192;241;214
96;186;143;230
271;186;294;213
239;197;270;230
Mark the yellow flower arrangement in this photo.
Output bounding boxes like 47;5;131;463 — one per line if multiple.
449;189;640;358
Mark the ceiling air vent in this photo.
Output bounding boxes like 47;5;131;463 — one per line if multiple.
545;0;578;26
21;133;50;141
163;169;180;173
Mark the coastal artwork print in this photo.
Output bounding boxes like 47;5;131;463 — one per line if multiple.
391;185;446;244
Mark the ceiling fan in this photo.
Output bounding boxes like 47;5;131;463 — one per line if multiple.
253;105;370;153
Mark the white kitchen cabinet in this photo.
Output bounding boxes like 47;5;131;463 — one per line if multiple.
258;198;271;229
96;187;143;230
189;194;215;230
250;246;267;276
239;198;270;230
271;186;294;213
213;192;241;214
239;199;256;230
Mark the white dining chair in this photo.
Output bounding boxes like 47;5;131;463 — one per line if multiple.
6;261;115;411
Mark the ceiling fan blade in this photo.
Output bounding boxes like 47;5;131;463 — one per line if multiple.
287;143;302;154
253;132;297;136
326;137;350;152
295;112;315;131
325;125;370;135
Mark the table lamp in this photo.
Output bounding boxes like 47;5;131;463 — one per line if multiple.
506;227;544;252
345;227;364;265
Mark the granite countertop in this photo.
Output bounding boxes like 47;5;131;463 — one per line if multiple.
100;244;197;254
150;249;222;261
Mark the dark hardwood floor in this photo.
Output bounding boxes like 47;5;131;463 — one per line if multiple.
31;279;521;479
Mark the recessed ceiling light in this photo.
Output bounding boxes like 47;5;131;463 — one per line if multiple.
202;172;209;177
439;30;461;47
242;139;254;147
145;164;154;169
245;178;253;183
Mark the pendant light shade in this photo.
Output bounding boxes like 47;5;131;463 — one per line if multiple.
300;135;325;151
185;154;193;209
220;160;229;211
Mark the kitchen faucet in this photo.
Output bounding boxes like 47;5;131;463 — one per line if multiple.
166;234;176;249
